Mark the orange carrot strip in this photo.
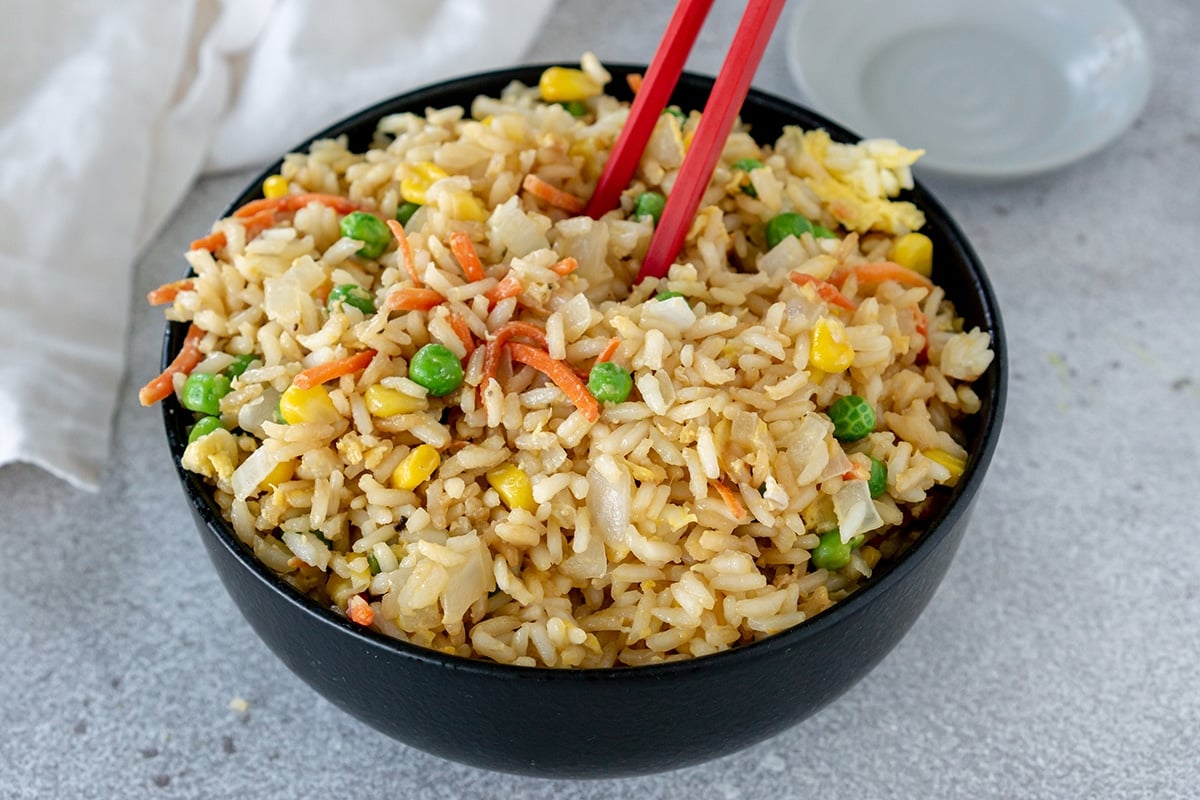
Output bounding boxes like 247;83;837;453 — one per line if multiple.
233;192;359;220
448;313;476;355
313;279;333;305
484;272;523;304
521;174;586;214
386;287;445;312
385;219;421;286
830;262;934;291
549;256;580;276
626;72;644;93
138;324;205;406
448;231;488;283
346;595;375;627
711;480;747;521
188;231;226;253
480;321;550;394
292;349;377;390
507;342;599;422
789;272;857;311
595;337;621;364
188;207;279;253
146;279;194;306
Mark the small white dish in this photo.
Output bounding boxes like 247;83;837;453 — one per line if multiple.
784;0;1152;179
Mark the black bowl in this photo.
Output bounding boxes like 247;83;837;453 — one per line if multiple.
160;64;1006;778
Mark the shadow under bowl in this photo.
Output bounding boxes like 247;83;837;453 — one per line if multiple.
160;64;1007;778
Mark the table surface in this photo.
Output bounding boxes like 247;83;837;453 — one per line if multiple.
4;1;1198;797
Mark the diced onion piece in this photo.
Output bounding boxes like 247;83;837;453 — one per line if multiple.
832;479;884;543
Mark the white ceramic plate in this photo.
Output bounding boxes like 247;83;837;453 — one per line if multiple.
784;0;1152;179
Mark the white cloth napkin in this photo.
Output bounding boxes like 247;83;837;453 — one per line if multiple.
0;0;555;491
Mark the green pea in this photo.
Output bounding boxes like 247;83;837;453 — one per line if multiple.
732;158;765;198
395;201;421;226
339;211;391;259
632;191;666;225
327;284;375;315
655;291;685;302
812;223;838;239
367;553;381;576
408;343;464;397
225;354;256;379
587;361;633;404
811;528;853;571
181;372;232;417
868;456;888;498
187;416;224;444
765;212;815;249
829;395;876;441
556;100;589;117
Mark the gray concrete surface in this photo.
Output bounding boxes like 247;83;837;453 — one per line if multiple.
3;1;1198;797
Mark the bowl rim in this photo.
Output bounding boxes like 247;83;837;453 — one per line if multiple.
161;62;1008;681
783;0;1153;179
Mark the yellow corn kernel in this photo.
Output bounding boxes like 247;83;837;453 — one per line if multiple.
486;465;536;512
279;384;341;425
262;174;289;199
538;66;602;102
400;161;449;205
391;444;442;490
890;232;933;277
262;459;296;489
447;191;488;222
809;317;855;373
364;384;425;417
924;448;966;482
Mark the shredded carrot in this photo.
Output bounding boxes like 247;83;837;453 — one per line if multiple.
386;287;445;311
711;480;747;521
549;256;580;276
448;231;488;283
146;279;194;306
448;312;476;355
484;271;523;304
595;337;621;364
346;595;375;627
292;349;377;390
789;272;857;311
313;279;333;305
233;192;360;220
521;174;586;214
188;231;226;253
385;219;421;286
138;324;205;406
481;321;550;391
188;207;279;253
507;342;599;422
830;262;934;291
626;72;644;93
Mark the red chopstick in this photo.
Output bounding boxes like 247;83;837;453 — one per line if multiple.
584;0;716;220
638;0;787;282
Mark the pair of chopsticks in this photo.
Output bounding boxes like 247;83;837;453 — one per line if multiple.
585;0;787;283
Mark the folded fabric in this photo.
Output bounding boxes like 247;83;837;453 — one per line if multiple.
0;0;554;491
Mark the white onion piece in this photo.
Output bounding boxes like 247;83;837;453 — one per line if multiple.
231;445;280;500
588;455;631;549
440;534;492;627
833;479;884;543
237;387;281;438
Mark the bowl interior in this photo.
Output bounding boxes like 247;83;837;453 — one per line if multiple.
786;0;1152;179
161;64;1007;680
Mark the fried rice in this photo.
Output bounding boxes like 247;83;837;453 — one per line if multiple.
146;56;994;668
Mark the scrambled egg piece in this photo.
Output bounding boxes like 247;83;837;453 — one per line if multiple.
782;128;926;235
181;428;239;482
